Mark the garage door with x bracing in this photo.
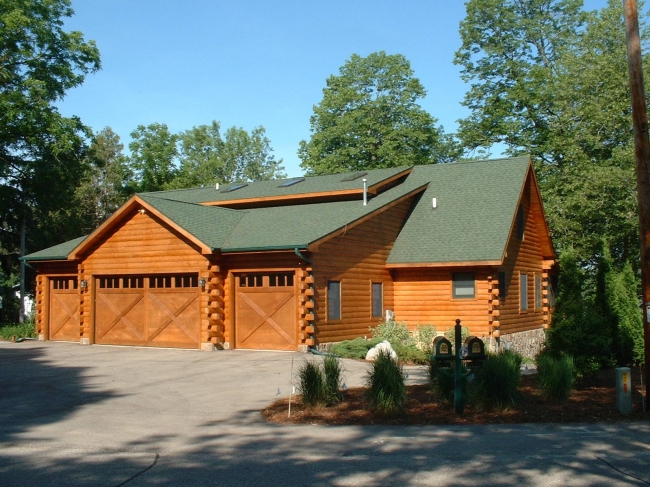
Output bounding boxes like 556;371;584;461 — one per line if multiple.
235;272;297;350
95;274;200;348
49;277;81;341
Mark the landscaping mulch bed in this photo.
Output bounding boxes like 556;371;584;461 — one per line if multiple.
263;368;649;425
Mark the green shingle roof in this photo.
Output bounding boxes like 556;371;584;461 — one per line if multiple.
24;156;536;266
21;235;88;261
140;166;409;204
386;156;530;265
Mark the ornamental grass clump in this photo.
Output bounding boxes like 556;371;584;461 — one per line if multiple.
297;361;326;407
366;349;407;416
471;350;522;411
536;354;575;402
323;354;344;404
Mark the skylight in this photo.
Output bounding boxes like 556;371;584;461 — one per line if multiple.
340;171;368;182
278;177;305;188
220;183;248;193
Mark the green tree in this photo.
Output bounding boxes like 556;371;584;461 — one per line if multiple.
299;51;459;175
128;123;178;192
172;122;285;188
73;127;132;234
455;0;643;269
0;0;100;320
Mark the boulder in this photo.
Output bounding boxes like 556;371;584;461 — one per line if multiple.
365;340;398;362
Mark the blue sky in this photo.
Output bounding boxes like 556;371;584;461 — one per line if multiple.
59;0;610;178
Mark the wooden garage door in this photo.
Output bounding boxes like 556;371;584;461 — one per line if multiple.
49;277;80;341
235;272;297;350
95;274;200;348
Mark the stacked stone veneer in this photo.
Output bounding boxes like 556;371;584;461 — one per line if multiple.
491;328;546;359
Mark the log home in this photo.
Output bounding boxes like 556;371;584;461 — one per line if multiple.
24;156;556;354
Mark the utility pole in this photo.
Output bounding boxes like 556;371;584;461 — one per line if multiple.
623;0;650;405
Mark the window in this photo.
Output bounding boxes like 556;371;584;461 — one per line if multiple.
239;274;263;288
340;171;368;182
452;272;475;299
535;274;542;310
520;273;528;311
269;273;294;287
220;183;248;193
327;281;341;320
498;271;507;300
52;278;78;290
371;282;383;318
277;177;305;188
517;204;525;240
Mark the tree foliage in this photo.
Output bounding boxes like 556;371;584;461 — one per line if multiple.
455;0;642;268
0;0;100;319
72;127;131;234
128;123;178;193
171;121;285;188
299;51;459;175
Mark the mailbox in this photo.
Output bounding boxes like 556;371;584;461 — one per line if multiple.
463;336;486;368
432;336;454;368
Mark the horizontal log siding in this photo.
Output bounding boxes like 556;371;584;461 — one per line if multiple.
80;211;209;344
498;179;546;335
222;252;307;348
312;198;414;343
82;211;207;275
393;267;493;337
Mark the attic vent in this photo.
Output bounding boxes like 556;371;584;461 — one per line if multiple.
220;183;248;193
340;171;368;182
278;177;305;188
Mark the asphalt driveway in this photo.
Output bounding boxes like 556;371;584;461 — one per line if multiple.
0;341;649;486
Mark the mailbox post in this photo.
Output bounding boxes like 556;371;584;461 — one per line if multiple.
431;319;486;415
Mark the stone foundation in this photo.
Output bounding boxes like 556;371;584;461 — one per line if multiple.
491;328;546;359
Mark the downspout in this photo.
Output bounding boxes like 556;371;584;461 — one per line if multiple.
294;247;313;265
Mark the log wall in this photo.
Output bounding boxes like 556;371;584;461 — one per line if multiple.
80;210;209;343
392;267;493;337
311;197;414;343
494;176;548;335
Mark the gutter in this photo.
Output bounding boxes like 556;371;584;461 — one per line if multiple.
294;248;313;265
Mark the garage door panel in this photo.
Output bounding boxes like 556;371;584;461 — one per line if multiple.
95;292;146;343
50;291;80;341
95;274;200;349
235;273;297;350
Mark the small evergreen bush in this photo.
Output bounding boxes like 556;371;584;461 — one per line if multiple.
428;359;467;404
330;337;381;359
536;353;575;402
323;354;344;404
391;341;429;364
297;361;326;407
370;319;414;346
444;325;470;344
0;322;37;340
366;349;407;415
413;324;437;354
471;350;522;411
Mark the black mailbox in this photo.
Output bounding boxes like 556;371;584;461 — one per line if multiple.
433;336;453;358
463;336;486;361
432;336;453;368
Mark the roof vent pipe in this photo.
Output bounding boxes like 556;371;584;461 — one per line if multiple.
363;179;368;206
215;183;220;190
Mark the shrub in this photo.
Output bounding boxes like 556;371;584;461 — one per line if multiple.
413;324;437;354
471;350;522;411
444;324;470;345
391;341;429;364
330;337;381;359
428;359;467;405
536;353;575;402
370;320;414;346
366;349;407;415
0;322;37;340
323;355;344;404
297;361;326;407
